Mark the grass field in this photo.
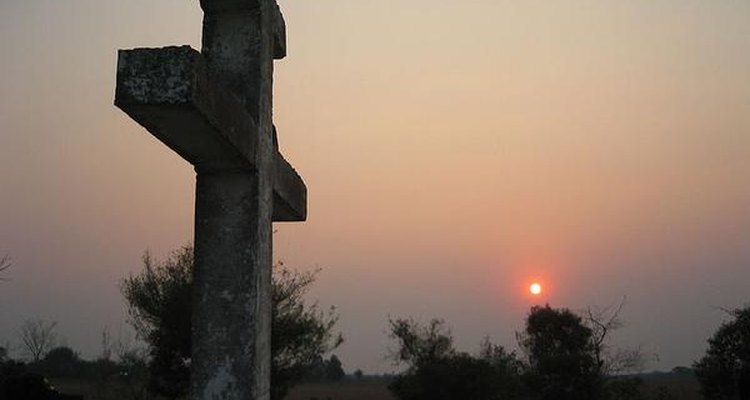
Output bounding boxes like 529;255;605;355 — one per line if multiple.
284;374;701;400
286;380;396;400
49;374;701;400
640;373;702;400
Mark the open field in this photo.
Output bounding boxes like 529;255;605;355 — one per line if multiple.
285;374;701;400
286;380;396;400
48;373;701;400
49;377;149;400
640;373;702;400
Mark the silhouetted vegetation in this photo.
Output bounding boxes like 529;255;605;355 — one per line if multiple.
4;241;724;400
121;245;342;400
0;345;118;400
585;298;647;376
300;354;346;383
271;261;343;399
20;320;59;363
388;318;525;400
35;347;82;378
520;305;603;400
694;305;750;400
0;359;83;400
0;254;10;281
121;248;191;400
387;304;662;400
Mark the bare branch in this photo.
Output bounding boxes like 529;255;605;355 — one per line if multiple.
583;297;647;375
585;297;626;368
19;319;58;362
0;255;11;281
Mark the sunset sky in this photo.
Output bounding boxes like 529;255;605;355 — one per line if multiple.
1;0;749;374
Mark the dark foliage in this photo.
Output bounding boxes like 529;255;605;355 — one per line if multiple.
0;254;10;281
325;355;345;381
121;247;191;400
33;347;81;378
389;318;454;366
585;298;647;376
388;303;650;400
121;245;342;400
300;354;346;383
605;376;646;400
20;320;58;363
694;305;750;400
388;318;524;400
271;262;343;399
0;361;83;400
519;305;603;400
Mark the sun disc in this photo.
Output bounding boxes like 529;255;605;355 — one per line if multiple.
529;283;542;295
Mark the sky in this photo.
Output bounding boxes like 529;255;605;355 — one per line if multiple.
1;0;749;374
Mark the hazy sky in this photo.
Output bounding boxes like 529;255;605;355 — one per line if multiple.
1;0;749;374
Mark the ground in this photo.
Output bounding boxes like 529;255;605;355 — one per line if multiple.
285;380;396;400
48;373;700;400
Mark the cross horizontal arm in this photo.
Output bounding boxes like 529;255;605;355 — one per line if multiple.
115;46;257;170
115;46;306;221
273;155;306;221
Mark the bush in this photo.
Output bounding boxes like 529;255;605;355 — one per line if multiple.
388;318;524;400
121;245;342;400
694;305;750;400
519;305;603;400
33;347;81;378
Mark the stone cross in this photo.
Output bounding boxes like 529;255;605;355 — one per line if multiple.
114;1;306;399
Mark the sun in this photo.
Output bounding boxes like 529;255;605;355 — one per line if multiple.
529;283;542;295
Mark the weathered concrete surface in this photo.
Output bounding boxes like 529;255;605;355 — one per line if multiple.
198;0;286;59
115;46;258;171
191;1;291;400
193;170;272;400
114;1;305;399
273;156;306;222
115;46;306;222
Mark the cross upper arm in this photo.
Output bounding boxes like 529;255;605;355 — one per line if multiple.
200;0;286;60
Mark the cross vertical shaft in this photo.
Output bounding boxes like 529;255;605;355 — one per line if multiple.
192;2;276;399
192;171;272;400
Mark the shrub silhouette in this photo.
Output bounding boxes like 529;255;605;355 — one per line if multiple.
694;305;750;400
121;245;342;400
388;318;524;400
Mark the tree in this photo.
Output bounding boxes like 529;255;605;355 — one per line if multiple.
519;305;602;400
300;354;346;382
0;361;68;400
36;346;81;378
389;318;454;367
584;298;646;376
388;318;524;400
121;245;342;400
694;305;750;400
121;248;191;399
19;320;58;363
117;348;150;400
271;262;342;398
0;255;10;281
324;355;345;381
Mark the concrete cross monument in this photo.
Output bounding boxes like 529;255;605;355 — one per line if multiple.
114;1;306;399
